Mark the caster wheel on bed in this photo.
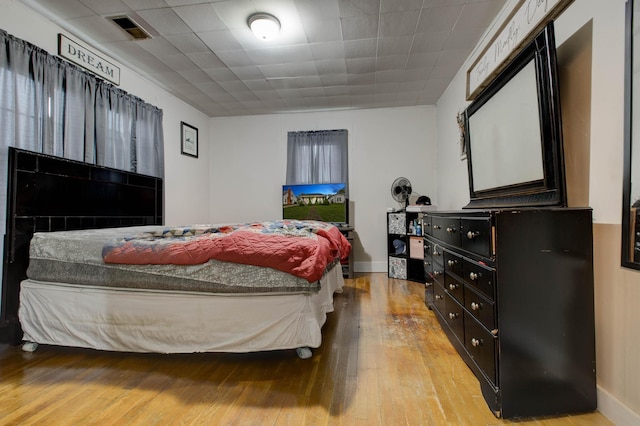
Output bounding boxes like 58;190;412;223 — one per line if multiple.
22;342;38;353
296;347;312;359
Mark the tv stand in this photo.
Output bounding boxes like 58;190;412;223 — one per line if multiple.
338;225;354;279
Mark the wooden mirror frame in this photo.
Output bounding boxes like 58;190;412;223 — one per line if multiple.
622;0;640;269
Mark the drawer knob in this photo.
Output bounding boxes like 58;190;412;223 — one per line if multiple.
471;338;482;347
448;283;458;291
433;225;441;230
448;312;459;320
425;282;432;288
433;270;442;276
433;250;441;256
466;230;480;239
447;259;457;267
446;226;456;233
435;295;442;300
471;302;481;311
469;272;478;281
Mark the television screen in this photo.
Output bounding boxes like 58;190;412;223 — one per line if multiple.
282;183;348;224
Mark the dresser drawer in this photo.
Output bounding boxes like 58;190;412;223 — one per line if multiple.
464;286;496;330
444;292;464;343
460;217;492;258
423;239;433;277
433;281;446;314
425;281;434;305
444;271;464;305
465;314;497;386
431;241;444;267
463;258;495;300
431;216;460;246
422;215;433;236
443;249;462;277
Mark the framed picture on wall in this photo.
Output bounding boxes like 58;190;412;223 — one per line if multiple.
181;121;198;158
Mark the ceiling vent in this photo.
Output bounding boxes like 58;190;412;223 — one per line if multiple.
109;15;152;40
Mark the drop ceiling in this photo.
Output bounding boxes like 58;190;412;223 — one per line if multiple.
17;0;506;117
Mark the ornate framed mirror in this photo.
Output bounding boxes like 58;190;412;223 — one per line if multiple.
622;0;640;269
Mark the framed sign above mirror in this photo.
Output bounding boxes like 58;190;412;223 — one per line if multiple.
622;0;640;269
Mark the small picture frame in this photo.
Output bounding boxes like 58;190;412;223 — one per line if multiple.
181;121;198;158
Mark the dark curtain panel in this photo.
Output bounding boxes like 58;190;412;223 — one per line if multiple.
0;29;165;306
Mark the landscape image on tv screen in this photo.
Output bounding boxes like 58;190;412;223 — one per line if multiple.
282;183;347;224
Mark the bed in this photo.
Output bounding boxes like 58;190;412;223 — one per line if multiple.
1;147;349;358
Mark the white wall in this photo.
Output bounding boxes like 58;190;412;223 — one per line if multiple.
209;106;437;272
0;0;211;226
436;0;640;424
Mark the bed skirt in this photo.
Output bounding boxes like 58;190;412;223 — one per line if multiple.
19;265;344;354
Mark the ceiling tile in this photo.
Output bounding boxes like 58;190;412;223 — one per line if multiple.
376;55;408;71
161;53;199;72
33;0;94;19
214;50;254;67
341;15;379;41
18;0;505;116
379;11;420;37
315;59;347;75
121;0;170;10
186;52;227;69
165;33;210;53
338;0;381;17
310;42;346;61
137;37;183;57
136;8;192;35
303;19;343;43
296;0;341;20
346;57;376;74
174;3;226;32
198;30;243;51
67;15;131;43
380;0;423;13
344;38;377;59
416;5;463;33
230;65;264;80
377;36;413;57
80;0;132;15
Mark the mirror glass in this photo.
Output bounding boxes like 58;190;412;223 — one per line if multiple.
468;60;544;191
622;0;640;269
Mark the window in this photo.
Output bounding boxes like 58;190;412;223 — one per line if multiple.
286;129;348;186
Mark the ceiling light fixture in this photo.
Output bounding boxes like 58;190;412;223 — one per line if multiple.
248;13;280;41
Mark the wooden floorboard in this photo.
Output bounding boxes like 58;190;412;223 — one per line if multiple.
0;273;613;425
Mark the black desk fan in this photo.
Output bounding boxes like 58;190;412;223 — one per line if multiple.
391;177;412;210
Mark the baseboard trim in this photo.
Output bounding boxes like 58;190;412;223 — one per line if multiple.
597;385;640;426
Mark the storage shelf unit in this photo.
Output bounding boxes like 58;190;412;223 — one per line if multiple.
387;211;425;282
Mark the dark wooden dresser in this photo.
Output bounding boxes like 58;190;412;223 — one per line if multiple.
423;208;597;419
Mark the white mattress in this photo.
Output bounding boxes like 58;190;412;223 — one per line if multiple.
19;264;344;354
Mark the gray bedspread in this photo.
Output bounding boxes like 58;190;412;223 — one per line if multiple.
26;226;322;294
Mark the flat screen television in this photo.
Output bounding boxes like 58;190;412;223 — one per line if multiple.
282;183;348;224
463;22;566;209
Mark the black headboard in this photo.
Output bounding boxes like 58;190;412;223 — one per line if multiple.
0;147;163;343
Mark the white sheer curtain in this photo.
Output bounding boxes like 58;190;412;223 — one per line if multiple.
286;129;348;185
0;29;164;315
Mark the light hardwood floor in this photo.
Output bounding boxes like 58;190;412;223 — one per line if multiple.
0;273;613;425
